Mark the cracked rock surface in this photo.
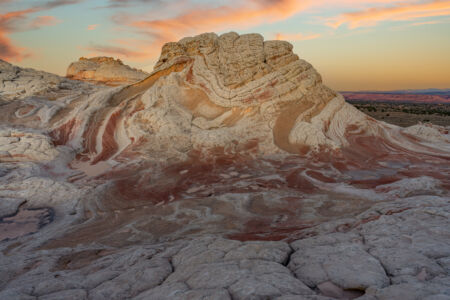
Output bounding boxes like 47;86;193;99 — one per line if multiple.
1;195;449;300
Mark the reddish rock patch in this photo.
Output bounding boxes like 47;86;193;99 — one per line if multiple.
0;207;54;241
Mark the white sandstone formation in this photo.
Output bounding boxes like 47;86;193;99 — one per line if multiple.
4;33;446;166
0;59;94;102
36;32;448;169
0;127;59;162
66;57;149;86
404;122;450;144
0;32;449;300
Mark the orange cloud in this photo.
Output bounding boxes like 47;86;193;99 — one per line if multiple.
85;42;148;58
0;9;36;61
328;0;450;29
132;0;309;37
0;33;29;61
0;11;62;61
30;15;60;28
93;0;311;62
89;0;430;62
0;1;81;62
87;24;99;30
275;32;321;41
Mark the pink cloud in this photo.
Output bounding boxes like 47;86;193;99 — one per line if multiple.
0;11;61;61
30;15;61;28
0;1;81;62
0;32;29;61
90;0;418;62
0;9;37;61
92;0;312;61
131;0;310;37
327;0;450;29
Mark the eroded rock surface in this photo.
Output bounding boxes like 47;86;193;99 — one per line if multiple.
0;32;449;299
0;127;59;162
67;57;149;86
0;59;95;102
1;197;449;299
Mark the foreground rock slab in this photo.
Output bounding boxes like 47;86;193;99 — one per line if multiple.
1;195;449;299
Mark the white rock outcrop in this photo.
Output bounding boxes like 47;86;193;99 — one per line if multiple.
0;127;59;162
66;57;149;86
404;123;450;144
36;31;447;169
0;59;94;101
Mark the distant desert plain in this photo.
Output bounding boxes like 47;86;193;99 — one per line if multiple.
343;90;450;127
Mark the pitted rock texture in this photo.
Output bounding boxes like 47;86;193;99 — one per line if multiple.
155;32;299;88
0;127;59;162
0;59;95;102
67;57;149;86
0;32;450;300
1;197;449;299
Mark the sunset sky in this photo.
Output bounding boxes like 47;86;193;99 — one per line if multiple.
1;0;449;91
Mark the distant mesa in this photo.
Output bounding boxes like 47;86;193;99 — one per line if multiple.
66;56;149;86
342;91;450;104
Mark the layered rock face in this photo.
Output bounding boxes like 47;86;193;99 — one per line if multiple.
58;32;443;162
66;57;149;86
0;33;449;299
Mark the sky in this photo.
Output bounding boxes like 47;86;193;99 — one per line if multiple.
0;0;449;91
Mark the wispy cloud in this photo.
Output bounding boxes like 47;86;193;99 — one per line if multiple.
87;24;99;30
0;0;83;61
0;9;38;61
327;0;450;29
275;32;321;41
30;15;61;29
85;42;147;58
101;0;162;8
41;0;84;9
91;0;311;61
410;18;450;25
0;32;28;61
88;0;417;61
